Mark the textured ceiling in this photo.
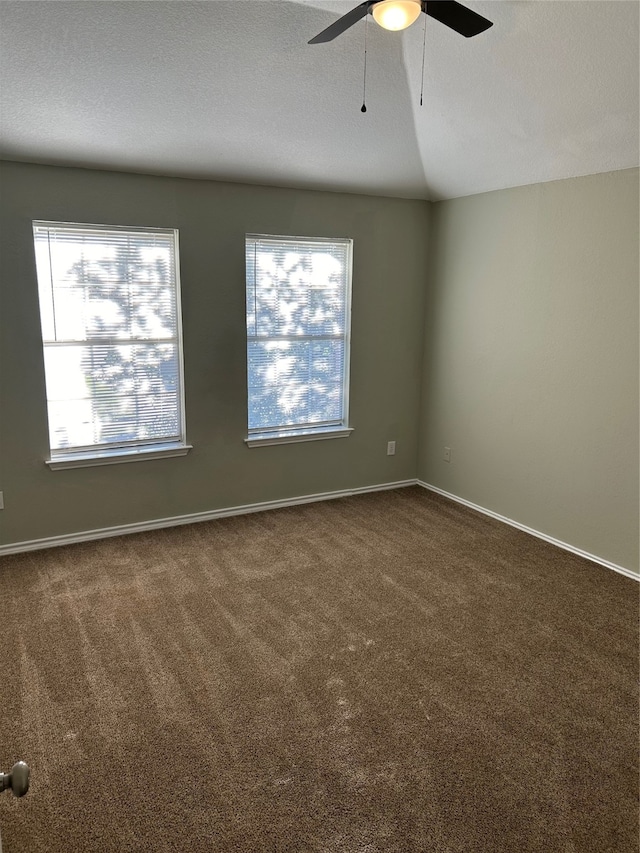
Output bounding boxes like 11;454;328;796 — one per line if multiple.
0;0;638;200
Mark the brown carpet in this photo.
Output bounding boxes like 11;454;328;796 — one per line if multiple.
0;486;637;852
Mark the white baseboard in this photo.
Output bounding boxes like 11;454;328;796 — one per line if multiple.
4;479;637;582
418;481;639;582
0;479;418;556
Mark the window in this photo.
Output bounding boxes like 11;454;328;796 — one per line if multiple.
245;234;353;446
33;221;190;469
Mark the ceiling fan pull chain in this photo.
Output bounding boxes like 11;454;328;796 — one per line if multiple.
420;11;427;106
361;10;368;112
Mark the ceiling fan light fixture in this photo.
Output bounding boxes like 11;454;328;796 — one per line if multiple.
372;0;422;32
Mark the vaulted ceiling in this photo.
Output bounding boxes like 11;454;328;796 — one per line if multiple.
1;0;638;200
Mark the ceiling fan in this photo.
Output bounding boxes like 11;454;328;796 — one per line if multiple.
309;0;493;43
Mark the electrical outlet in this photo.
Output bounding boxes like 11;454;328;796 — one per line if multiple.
444;446;451;463
387;441;396;456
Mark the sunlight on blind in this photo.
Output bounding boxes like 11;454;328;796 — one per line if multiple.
33;222;184;454
246;235;352;435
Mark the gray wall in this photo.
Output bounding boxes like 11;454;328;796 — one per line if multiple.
0;162;429;545
2;162;638;576
419;169;639;574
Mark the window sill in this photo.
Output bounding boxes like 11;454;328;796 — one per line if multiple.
245;428;353;448
46;443;193;470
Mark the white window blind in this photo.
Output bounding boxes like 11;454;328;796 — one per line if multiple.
246;234;352;442
32;222;186;462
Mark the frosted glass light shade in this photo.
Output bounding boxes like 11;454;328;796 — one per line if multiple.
372;0;422;32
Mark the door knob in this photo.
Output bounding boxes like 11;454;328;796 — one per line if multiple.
0;762;30;797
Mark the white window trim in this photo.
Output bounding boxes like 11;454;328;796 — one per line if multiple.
33;220;190;468
245;427;353;448
245;233;353;446
46;442;193;470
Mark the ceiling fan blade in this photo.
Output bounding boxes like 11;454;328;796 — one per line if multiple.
308;1;373;44
425;0;493;37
